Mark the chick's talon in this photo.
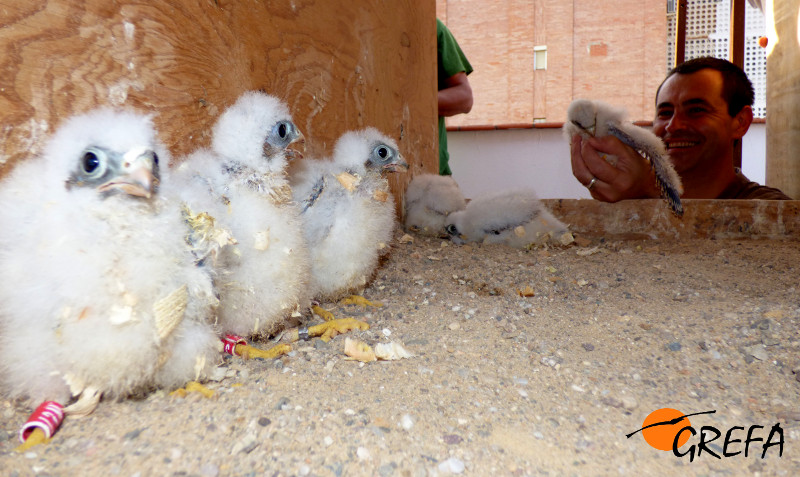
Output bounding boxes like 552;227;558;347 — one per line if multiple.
339;295;383;308
309;317;370;342
170;381;215;399
311;304;336;322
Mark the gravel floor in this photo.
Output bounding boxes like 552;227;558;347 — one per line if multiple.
2;232;799;476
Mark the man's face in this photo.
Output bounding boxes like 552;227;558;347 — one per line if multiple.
652;69;749;175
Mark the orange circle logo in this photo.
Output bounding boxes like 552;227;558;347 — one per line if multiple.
641;408;692;451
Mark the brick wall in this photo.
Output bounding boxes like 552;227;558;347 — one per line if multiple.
437;0;667;126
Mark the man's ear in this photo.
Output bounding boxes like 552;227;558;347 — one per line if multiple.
732;105;753;139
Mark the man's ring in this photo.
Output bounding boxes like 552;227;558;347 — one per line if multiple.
586;177;597;190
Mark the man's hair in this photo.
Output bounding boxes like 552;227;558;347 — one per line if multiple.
657;56;754;116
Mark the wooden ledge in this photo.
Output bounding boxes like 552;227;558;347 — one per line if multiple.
542;199;800;240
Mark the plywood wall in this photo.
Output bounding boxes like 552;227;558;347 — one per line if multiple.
765;0;800;198
0;0;438;205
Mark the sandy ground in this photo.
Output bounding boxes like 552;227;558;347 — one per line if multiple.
2;231;799;476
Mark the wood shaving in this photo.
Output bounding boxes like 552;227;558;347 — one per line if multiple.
153;285;188;341
344;337;377;362
374;342;414;360
373;189;389;202
576;246;601;256
516;286;536;297
63;386;102;417
253;230;270;251
398;234;414;244
335;172;361;192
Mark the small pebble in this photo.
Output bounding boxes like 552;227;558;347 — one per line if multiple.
378;463;395;477
199;463;220;477
443;434;463;445
324;436;334;447
621;396;638;410
124;428;143;440
582;343;594;352
276;397;291;411
258;417;271;427
231;433;258;455
401;414;414;430
298;465;311;476
356;446;371;460
448;322;461;331
438;457;465;474
745;345;769;361
667;342;682;352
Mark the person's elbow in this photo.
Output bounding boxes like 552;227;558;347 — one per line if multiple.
460;86;473;114
457;77;473;114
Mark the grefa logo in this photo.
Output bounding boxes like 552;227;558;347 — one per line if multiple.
627;408;784;462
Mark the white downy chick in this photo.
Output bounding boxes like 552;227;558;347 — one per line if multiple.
0;109;220;415
173;91;310;338
291;127;408;301
403;173;466;236
445;189;573;249
564;98;683;216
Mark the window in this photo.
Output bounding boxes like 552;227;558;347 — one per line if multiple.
533;46;547;70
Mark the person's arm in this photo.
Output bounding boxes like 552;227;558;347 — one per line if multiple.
570;134;661;202
438;71;473;117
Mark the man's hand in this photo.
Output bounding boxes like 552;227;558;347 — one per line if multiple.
570;134;661;202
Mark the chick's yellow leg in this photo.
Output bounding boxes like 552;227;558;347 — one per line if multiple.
15;428;48;452
309;317;370;342
235;343;292;360
339;295;383;308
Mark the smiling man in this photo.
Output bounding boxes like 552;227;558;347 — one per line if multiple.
570;57;792;200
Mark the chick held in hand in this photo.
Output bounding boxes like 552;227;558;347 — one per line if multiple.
564;98;683;216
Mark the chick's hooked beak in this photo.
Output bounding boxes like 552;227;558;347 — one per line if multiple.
445;223;466;245
383;154;409;173
98;147;159;199
570;120;596;136
285;130;306;161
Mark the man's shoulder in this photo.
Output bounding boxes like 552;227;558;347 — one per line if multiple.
719;170;793;200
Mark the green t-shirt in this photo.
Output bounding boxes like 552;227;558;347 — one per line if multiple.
437;19;473;175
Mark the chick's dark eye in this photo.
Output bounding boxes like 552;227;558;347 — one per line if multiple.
446;224;458;235
152;152;160;165
378;146;388;159
82;151;100;173
278;123;288;139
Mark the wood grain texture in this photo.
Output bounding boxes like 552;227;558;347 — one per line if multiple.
765;0;800;199
0;0;438;206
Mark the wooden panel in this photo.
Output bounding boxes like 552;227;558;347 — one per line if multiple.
766;0;800;199
544;199;800;240
0;0;438;205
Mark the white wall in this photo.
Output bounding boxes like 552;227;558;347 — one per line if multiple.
448;123;767;199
